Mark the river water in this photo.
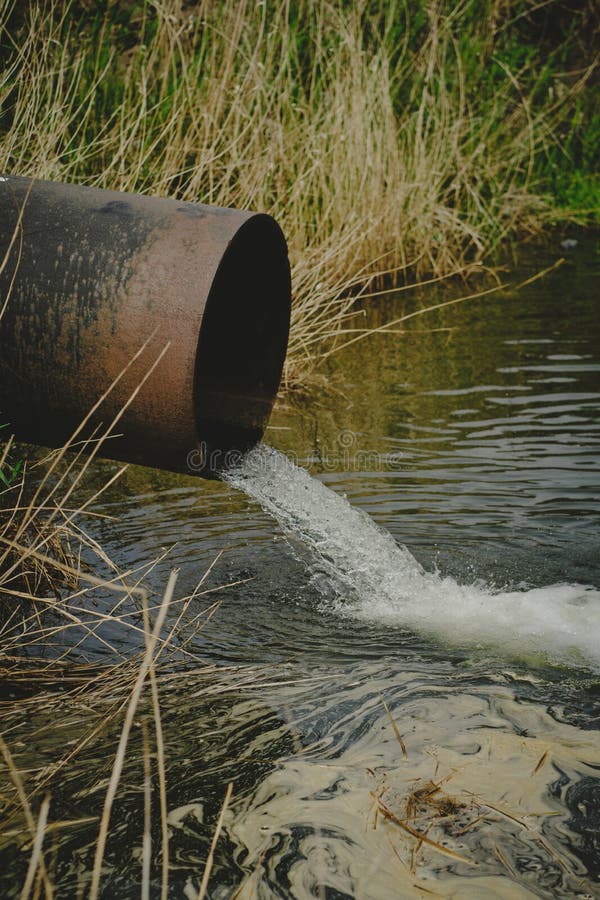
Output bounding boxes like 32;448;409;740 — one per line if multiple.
2;238;600;897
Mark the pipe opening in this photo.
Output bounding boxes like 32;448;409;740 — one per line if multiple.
193;214;291;468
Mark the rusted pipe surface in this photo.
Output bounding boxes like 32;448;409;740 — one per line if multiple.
0;176;291;474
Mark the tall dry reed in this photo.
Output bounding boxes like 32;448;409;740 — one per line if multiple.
0;0;592;385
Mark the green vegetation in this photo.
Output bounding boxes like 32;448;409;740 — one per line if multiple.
0;413;233;897
0;428;23;487
1;0;598;384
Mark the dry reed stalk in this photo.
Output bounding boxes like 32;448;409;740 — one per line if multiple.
88;569;177;900
141;718;152;900
492;841;517;878
0;734;54;897
0;651;305;896
197;781;234;900
0;367;264;899
148;664;169;900
377;794;472;865
378;692;408;760
19;793;50;900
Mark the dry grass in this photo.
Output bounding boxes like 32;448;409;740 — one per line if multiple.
0;0;592;387
0;457;250;898
0;397;239;899
0;335;266;896
0;609;269;898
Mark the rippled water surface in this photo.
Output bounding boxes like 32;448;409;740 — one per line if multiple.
4;240;600;898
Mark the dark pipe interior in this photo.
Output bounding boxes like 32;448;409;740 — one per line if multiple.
193;214;291;472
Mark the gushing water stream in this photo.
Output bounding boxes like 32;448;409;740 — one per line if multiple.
225;444;600;669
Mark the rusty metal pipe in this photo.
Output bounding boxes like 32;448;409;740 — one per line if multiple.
0;176;291;475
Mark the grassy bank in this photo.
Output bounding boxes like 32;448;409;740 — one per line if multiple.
1;0;598;384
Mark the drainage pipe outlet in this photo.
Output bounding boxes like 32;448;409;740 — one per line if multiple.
0;176;291;475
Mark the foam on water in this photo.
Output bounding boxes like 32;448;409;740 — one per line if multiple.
225;445;600;668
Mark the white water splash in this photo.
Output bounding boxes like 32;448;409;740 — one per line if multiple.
225;445;600;668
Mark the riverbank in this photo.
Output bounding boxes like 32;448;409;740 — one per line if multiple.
1;0;598;385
